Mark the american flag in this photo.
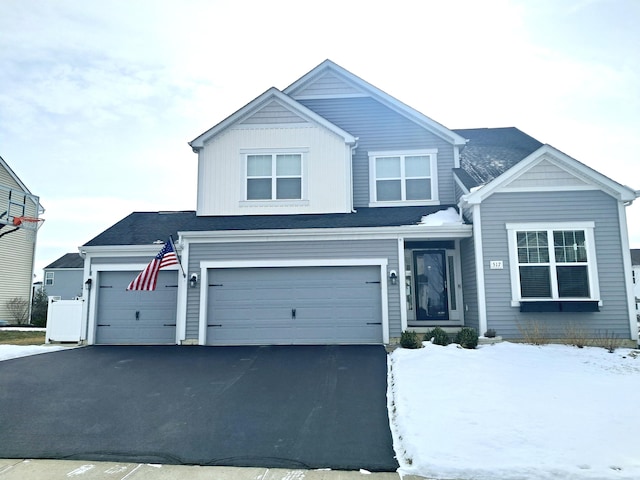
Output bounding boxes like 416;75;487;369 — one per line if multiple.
126;239;179;291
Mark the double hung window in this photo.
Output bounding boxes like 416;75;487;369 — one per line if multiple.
369;150;437;205
246;153;302;201
507;223;599;304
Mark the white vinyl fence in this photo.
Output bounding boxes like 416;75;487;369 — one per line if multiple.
45;297;83;343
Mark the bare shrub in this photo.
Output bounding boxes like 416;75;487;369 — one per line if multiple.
593;330;621;353
563;322;591;348
516;320;549;345
5;297;30;324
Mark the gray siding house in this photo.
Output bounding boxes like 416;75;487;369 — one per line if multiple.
78;60;639;346
43;253;84;300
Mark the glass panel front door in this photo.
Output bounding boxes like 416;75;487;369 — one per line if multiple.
414;250;449;321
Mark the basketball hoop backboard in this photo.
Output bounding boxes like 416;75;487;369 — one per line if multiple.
0;184;43;232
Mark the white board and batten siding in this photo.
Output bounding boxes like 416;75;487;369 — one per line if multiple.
196;125;352;216
479;190;631;339
184;238;401;344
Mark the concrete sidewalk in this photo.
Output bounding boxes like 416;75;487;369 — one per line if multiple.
0;459;429;479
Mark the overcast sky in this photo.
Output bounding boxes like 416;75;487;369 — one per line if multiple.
1;0;638;278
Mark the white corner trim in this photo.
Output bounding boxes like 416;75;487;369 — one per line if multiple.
81;257;93;344
618;202;638;340
175;241;189;343
398;238;407;332
197;258;391;345
198;266;209;345
473;204;488;335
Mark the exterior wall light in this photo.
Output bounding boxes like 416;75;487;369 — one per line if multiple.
189;273;198;288
389;270;398;285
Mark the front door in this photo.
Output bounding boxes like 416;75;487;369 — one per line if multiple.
413;250;448;321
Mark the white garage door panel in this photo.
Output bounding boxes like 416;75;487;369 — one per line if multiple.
207;265;382;345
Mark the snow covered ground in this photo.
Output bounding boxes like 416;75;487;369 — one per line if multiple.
389;341;640;480
3;340;639;479
0;344;74;361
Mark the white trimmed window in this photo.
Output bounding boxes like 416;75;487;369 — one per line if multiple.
245;152;303;201
369;150;438;206
45;271;54;286
506;222;600;306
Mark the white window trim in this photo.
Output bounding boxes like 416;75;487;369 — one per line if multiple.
505;222;600;306
44;271;54;286
240;148;308;204
368;149;439;206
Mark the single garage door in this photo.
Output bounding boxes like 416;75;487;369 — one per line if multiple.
95;270;178;344
207;265;383;345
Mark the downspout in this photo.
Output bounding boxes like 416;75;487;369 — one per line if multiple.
350;138;359;213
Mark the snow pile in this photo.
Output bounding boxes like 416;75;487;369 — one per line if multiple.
0;344;74;361
418;207;461;226
389;342;640;480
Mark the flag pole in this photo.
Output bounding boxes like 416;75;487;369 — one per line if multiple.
169;235;186;278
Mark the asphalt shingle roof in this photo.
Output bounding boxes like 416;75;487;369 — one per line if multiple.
83;128;544;248
453;127;544;185
44;253;84;269
83;206;460;247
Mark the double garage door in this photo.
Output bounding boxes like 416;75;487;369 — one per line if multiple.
206;265;383;345
95;271;178;344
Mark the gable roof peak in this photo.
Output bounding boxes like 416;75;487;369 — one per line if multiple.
285;60;467;146
189;86;356;150
462;143;638;205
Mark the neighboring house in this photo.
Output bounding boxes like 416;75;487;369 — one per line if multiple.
0;155;44;321
43;253;84;299
79;60;639;346
632;249;640;315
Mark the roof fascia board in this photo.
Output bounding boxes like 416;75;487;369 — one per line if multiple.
452;171;471;195
44;267;84;271
462;144;637;205
189;87;356;150
284;60;467;146
80;244;182;256
179;224;473;243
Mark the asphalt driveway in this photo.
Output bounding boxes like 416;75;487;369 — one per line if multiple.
0;345;398;471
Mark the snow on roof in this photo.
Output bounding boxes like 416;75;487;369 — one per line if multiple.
418;207;461;226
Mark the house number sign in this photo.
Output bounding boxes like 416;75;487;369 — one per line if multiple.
490;260;504;270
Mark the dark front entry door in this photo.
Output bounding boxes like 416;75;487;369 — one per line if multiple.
413;250;448;321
